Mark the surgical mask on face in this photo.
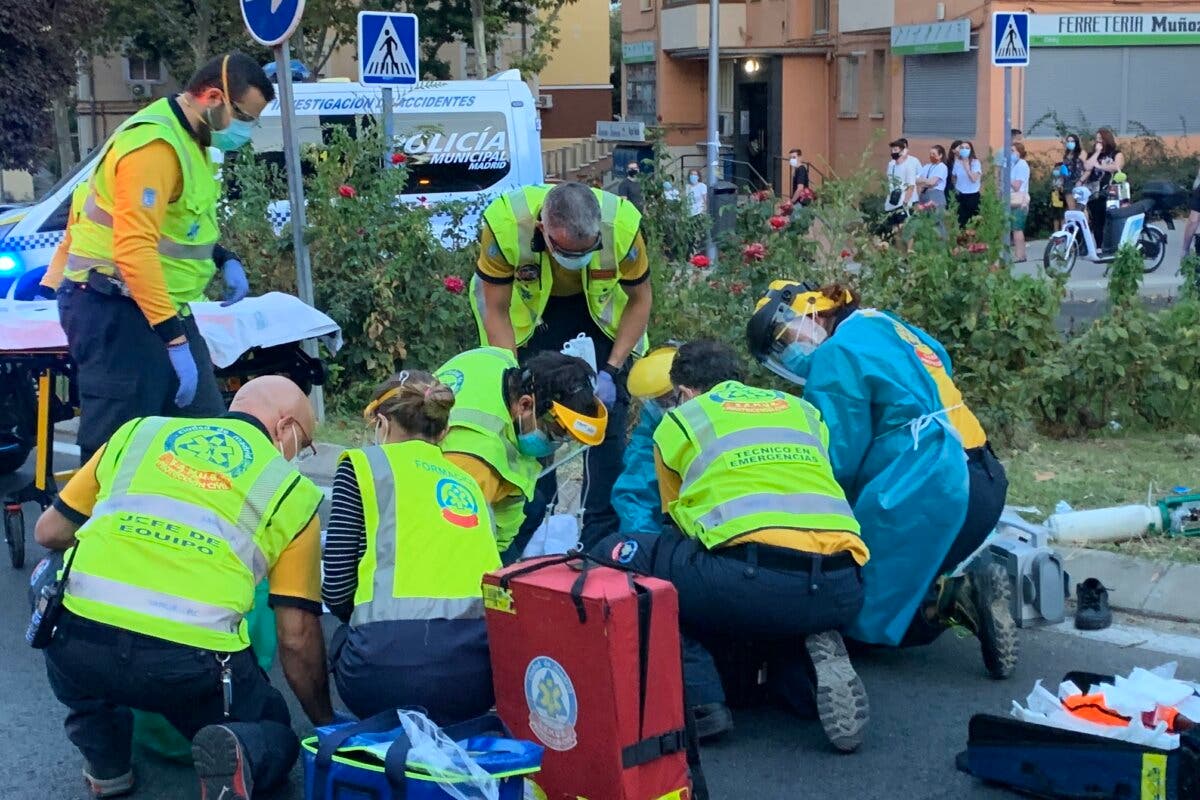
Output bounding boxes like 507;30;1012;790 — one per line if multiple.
275;425;301;466
550;247;592;271
891;151;902;161
789;157;799;168
958;147;971;159
372;416;389;446
210;117;254;152
688;174;699;185
662;181;673;191
779;341;816;374
1066;141;1076;152
515;410;559;458
1010;150;1019;163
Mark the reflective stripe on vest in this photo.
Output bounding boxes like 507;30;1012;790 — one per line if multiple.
697;492;856;531
506;188;540;267
78;193;216;260
449;407;527;480
68;572;241;635
349;446;487;627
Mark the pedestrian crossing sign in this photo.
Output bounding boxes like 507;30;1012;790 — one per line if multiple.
357;11;420;86
992;12;1030;67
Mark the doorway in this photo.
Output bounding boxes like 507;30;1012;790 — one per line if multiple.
737;83;770;189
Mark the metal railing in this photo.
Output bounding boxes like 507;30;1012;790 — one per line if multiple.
542;137;616;179
668;153;772;194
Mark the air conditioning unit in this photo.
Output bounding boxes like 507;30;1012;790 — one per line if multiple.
535;94;554;109
129;82;152;100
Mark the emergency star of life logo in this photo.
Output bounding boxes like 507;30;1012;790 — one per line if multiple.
157;425;253;490
435;477;480;527
525;656;578;751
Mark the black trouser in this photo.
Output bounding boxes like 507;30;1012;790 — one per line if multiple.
330;618;494;727
956;192;981;228
511;293;629;555
58;281;224;464
1088;196;1109;249
43;611;297;790
902;444;1009;646
593;528;864;710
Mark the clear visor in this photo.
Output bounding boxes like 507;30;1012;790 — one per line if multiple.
759;307;827;387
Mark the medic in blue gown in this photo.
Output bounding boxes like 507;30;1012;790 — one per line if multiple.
612;345;681;534
747;281;1017;679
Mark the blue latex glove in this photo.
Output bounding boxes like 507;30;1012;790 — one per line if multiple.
221;259;250;306
167;342;198;408
596;369;617;408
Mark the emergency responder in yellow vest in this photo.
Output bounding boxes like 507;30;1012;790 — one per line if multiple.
472;182;652;551
433;347;607;561
322;372;501;725
592;341;871;753
55;53;270;464
33;376;332;800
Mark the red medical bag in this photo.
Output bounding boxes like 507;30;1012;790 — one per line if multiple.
484;556;701;800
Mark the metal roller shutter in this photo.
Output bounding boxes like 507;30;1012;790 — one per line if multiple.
903;51;978;138
1126;47;1200;135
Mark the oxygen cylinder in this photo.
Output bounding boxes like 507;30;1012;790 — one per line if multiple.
1046;505;1160;544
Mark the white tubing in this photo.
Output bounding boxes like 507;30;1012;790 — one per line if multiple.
1046;505;1160;544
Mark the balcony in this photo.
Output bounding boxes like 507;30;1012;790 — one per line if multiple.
661;2;748;54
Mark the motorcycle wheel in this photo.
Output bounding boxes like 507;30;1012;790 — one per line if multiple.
1137;226;1167;274
1043;235;1078;277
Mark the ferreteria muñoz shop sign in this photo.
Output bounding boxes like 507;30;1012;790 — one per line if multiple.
1030;13;1200;46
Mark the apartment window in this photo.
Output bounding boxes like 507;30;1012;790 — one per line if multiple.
639;0;653;11
871;49;886;117
838;55;859;117
625;62;657;126
124;54;163;83
814;0;830;34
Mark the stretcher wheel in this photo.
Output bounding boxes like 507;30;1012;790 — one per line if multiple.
5;505;24;569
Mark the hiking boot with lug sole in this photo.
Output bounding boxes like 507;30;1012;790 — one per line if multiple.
1075;578;1113;631
193;724;254;800
804;630;869;753
690;702;734;741
83;766;134;798
943;563;1019;680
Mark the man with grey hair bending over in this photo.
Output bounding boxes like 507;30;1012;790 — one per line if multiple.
471;181;653;555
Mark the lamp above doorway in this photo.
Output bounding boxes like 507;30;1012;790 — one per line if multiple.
743;58;761;75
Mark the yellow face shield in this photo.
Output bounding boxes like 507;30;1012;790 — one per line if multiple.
548;399;608;447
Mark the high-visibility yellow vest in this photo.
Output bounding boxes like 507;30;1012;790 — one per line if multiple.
435;347;539;553
470;185;648;355
343;440;499;626
63;415;324;651
65;97;220;308
654;381;861;550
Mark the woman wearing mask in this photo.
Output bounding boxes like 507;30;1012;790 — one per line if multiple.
686;168;708;217
1051;134;1085;230
952;141;983;227
1010;142;1031;262
432;347;606;560
323;372;501;725
916;144;949;209
747;282;1014;678
1083;128;1125;243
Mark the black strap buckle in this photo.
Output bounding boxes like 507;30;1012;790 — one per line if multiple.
621;728;687;769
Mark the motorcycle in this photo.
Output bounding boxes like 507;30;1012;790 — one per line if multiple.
1042;184;1168;276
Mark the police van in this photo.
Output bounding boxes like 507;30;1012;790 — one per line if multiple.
0;71;543;296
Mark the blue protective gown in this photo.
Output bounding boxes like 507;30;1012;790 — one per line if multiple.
790;309;971;646
612;401;665;534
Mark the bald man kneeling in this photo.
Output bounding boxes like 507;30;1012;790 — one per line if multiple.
34;376;331;800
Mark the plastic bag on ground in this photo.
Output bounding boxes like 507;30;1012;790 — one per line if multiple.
521;514;580;559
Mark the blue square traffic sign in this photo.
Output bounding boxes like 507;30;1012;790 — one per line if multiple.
992;12;1030;67
358;12;420;86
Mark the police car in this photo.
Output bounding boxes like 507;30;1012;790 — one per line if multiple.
0;71;543;296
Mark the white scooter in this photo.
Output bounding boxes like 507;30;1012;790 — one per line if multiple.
1042;185;1167;276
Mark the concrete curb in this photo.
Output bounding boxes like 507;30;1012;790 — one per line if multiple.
1060;547;1200;624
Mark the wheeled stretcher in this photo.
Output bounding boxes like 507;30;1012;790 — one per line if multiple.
0;293;342;568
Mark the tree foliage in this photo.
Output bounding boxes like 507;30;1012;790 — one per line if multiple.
0;0;100;170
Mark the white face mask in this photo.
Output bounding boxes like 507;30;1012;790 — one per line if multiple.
550;247;592;271
789;157;799;168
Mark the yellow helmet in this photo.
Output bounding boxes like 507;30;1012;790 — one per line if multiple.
627;345;678;400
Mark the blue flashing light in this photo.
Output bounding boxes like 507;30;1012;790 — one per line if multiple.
0;252;22;276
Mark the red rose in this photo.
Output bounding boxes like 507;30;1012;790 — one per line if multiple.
391;152;407;165
779;201;795;215
742;242;766;262
799;187;815;202
769;215;788;230
443;276;466;294
840;249;852;259
730;281;747;295
968;242;988;254
690;254;710;268
338;185;356;199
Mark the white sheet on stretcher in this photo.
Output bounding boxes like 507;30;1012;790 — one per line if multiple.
0;292;343;369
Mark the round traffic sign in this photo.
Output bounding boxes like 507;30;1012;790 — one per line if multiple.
240;0;306;47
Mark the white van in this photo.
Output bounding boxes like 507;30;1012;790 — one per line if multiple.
0;71;542;293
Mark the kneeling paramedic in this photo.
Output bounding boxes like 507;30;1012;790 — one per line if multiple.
593;340;871;753
472;182;652;550
747;281;1015;678
322;372;501;725
612;344;681;534
433;347;607;561
50;53;266;463
33;376;333;800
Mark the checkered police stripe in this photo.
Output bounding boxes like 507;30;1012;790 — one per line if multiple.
4;231;65;252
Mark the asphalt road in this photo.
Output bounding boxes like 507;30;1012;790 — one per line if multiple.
3;508;1198;800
